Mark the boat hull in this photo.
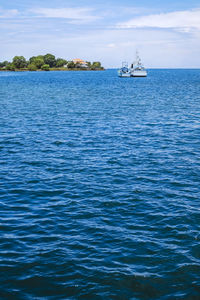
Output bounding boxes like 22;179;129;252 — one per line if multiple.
118;73;131;78
130;70;147;77
118;70;131;77
118;68;147;78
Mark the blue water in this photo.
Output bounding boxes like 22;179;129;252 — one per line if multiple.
0;69;200;299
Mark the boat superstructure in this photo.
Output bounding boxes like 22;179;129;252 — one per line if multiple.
118;62;131;77
130;51;147;77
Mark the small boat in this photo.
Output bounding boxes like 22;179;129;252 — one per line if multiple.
118;62;131;77
130;51;147;77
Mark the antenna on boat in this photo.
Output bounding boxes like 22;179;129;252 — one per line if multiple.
136;50;143;67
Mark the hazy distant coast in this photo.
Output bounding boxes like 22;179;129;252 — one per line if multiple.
0;53;104;72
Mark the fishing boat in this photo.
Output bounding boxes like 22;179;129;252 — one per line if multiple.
118;62;131;77
130;51;147;77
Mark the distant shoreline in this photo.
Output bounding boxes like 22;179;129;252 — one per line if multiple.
0;54;104;72
0;68;105;72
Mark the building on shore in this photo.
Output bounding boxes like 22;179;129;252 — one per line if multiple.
72;59;88;68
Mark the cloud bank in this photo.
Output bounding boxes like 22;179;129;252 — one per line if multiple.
0;9;18;18
30;7;99;24
117;9;200;32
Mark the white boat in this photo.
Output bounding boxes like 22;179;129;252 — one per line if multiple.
118;62;131;77
130;51;147;77
118;52;147;77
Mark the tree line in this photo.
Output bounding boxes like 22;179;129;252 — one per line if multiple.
0;54;103;71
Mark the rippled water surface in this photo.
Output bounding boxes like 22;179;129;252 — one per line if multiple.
0;69;200;299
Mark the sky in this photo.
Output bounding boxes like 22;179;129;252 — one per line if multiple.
1;0;200;68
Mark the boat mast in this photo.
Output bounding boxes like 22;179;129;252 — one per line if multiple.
136;50;142;66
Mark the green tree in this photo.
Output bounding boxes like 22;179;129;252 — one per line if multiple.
0;61;9;68
12;56;27;69
43;54;56;67
34;57;44;69
36;55;44;60
29;56;36;64
56;58;67;67
28;64;37;71
86;61;92;68
29;55;44;69
41;64;50;71
91;61;101;70
67;61;75;69
6;63;15;71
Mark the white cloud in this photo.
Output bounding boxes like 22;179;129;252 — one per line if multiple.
0;9;18;18
117;9;200;32
30;7;99;23
107;43;116;48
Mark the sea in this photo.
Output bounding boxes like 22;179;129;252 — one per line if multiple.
0;69;200;299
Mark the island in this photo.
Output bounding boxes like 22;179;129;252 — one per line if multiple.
0;54;104;71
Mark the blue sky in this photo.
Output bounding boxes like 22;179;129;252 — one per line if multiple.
1;0;200;67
